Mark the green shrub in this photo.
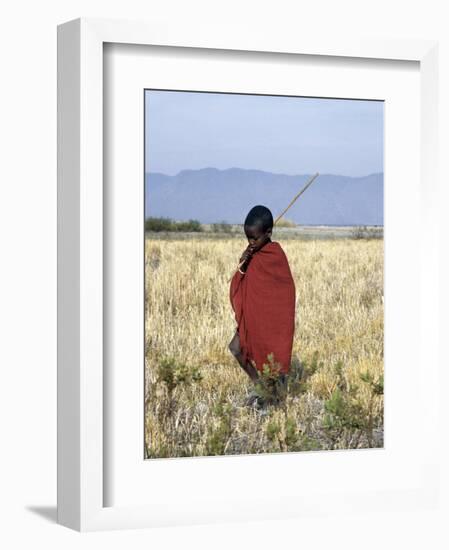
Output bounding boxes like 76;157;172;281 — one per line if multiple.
351;225;383;240
321;361;383;448
156;357;203;394
205;398;233;455
145;217;174;232
174;219;203;232
211;220;233;233
275;217;296;228
253;353;289;406
266;419;281;442
145;217;203;232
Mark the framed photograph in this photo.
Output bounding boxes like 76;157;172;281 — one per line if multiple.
57;17;440;531
142;90;385;460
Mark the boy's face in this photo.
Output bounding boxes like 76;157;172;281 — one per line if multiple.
244;223;272;252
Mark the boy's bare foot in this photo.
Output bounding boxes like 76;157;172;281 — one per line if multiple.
244;389;267;410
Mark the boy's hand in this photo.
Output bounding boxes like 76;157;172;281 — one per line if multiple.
239;244;256;265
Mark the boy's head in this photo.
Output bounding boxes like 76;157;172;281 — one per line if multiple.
244;205;273;251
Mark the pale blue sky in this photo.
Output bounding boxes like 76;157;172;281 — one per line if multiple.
145;90;383;177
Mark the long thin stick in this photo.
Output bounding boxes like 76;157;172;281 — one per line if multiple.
228;172;319;282
273;172;319;225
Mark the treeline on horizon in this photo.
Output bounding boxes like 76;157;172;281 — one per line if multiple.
144;216;383;239
144;216;298;233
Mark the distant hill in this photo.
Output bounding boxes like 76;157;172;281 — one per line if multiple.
145;167;383;226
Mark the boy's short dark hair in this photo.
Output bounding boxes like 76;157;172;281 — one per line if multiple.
244;205;273;233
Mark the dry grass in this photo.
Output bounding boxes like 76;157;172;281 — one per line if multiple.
145;235;384;458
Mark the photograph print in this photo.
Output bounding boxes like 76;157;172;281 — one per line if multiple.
144;89;384;459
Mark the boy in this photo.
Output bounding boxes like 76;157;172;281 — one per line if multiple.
229;205;296;408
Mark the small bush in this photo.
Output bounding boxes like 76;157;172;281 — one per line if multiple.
275;217;297;228
351;225;383;240
205;398;233;455
320;361;384;448
253;353;289;406
351;225;368;239
156;357;203;397
289;351;323;396
211;220;233;233
175;219;203;232
145;217;203;232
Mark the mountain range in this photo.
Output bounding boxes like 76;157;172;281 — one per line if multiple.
145;168;383;226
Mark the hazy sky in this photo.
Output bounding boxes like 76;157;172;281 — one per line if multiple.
145;90;383;177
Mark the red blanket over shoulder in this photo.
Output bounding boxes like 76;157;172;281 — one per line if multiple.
229;241;296;375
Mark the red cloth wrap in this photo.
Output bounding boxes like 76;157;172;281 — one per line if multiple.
229;241;296;374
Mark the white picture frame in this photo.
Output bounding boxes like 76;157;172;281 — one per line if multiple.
57;17;440;531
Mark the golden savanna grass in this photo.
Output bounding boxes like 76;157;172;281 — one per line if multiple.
145;234;384;458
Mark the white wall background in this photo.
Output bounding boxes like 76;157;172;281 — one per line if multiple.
1;1;448;548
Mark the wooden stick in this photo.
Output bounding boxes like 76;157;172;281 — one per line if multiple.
273;172;319;225
228;172;319;282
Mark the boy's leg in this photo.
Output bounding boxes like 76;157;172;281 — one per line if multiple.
228;330;260;383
